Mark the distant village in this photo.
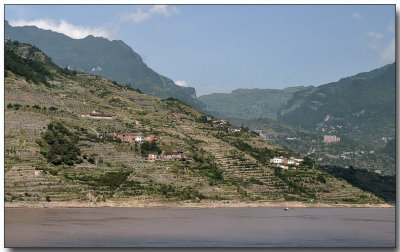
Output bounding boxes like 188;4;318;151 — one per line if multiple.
83;109;381;171
269;156;303;170
80;109;248;163
81;110;311;168
111;132;187;161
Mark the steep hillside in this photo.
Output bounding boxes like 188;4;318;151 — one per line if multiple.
226;117;395;201
5;21;205;110
278;63;396;151
4;40;384;205
227;117;395;175
199;86;307;120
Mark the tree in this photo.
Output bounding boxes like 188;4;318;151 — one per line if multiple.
38;121;81;166
140;142;161;157
302;156;315;168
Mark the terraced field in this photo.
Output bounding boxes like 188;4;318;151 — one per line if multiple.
4;41;384;205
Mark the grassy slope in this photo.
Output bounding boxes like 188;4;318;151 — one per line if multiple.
4;41;384;205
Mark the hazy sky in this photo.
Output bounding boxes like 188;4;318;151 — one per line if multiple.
5;4;396;96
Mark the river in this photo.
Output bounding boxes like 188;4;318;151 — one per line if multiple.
5;207;395;247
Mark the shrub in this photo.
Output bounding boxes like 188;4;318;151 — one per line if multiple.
317;174;327;183
249;177;264;185
96;171;130;190
140;142;161;157
193;162;223;181
37;121;81;166
13;104;22;110
88;157;96;164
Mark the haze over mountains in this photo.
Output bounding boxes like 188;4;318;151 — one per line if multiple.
5;20;205;110
199;87;307;120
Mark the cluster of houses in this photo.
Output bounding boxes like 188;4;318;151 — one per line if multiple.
113;132;157;143
269;156;304;169
147;150;187;161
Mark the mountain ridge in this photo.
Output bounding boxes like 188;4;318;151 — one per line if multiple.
199;86;308;120
5;20;205;110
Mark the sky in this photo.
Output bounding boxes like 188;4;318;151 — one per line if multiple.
4;4;396;96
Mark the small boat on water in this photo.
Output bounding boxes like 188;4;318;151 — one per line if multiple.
283;207;289;211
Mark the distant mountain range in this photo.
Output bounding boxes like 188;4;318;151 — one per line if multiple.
5;20;205;109
200;63;395;176
198;86;307;120
278;63;395;150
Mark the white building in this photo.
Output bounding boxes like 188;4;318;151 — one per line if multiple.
324;135;340;143
287;158;295;165
270;157;283;164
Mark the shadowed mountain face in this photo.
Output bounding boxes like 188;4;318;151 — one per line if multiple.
5;21;205;110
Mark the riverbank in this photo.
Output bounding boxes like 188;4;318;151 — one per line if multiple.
5;199;394;208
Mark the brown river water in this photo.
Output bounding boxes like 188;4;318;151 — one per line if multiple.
5;207;395;247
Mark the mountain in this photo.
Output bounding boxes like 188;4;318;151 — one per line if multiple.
4;40;384;205
278;63;396;151
228;117;395;174
198;86;307;120
5;20;205;110
226;117;395;201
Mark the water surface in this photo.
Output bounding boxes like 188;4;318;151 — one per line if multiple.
5;207;395;247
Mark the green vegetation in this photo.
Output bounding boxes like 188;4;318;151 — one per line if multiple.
5;41;53;86
199;86;307;120
322;165;396;202
140;142;161;157
278;63;395;152
228;117;395;176
216;132;294;165
93;171;130;190
192;162;223;181
37;121;81;166
7;103;22;110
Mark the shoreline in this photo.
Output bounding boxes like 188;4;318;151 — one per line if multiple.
5;199;394;209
